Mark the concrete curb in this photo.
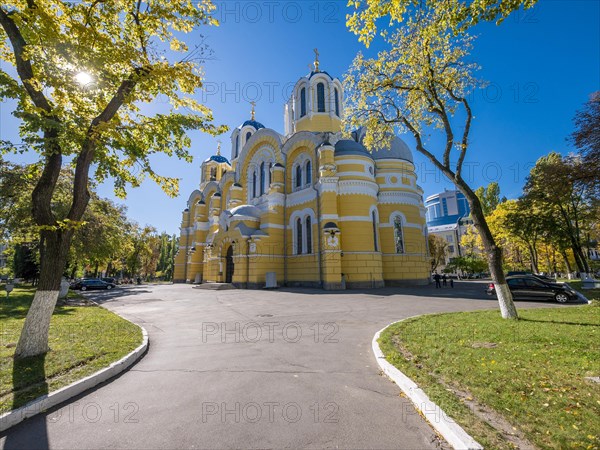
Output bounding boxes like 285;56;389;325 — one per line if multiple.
0;325;148;433
372;317;483;450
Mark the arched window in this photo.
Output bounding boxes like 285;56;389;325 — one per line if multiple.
305;216;312;254
394;216;405;254
210;167;217;181
317;83;325;112
252;171;257;198
305;160;312;186
334;88;340;116
246;131;252;142
296;218;303;254
300;87;306;117
372;210;379;252
295;165;302;188
235;135;239;158
260;162;265;196
268;162;273;186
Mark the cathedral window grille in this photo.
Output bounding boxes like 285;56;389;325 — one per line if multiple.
295;165;302;189
372;210;379;252
305;216;312;254
334;88;340;116
246;131;252;143
260;162;265;196
317;83;325;112
305;160;312;186
296;218;303;255
394;216;405;254
300;87;306;117
252;171;257;198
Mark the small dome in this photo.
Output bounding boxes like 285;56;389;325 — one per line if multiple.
230;204;262;219
308;70;334;80
240;120;265;130
323;222;339;230
204;154;230;164
334;139;373;159
371;136;414;163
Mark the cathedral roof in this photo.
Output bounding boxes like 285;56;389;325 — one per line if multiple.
204;154;230;164
370;136;414;163
307;70;334;80
334;139;373;158
230;204;262;219
240;120;265;130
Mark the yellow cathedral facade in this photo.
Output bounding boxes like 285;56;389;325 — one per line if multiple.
173;58;430;289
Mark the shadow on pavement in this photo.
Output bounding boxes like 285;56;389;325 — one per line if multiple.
276;280;494;301
3;354;49;450
79;286;155;305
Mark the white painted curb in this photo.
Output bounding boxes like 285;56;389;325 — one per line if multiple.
373;318;483;450
0;325;148;433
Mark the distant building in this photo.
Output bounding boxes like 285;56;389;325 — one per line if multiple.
425;189;472;267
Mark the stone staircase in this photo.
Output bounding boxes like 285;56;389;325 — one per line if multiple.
192;283;237;290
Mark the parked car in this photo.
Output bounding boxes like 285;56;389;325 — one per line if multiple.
102;277;118;285
487;275;578;303
506;271;555;282
70;279;115;291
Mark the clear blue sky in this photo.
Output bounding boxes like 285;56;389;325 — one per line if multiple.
1;0;598;235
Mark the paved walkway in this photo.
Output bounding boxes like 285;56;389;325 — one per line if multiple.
1;282;562;449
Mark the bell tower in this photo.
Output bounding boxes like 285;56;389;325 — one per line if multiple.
284;50;344;135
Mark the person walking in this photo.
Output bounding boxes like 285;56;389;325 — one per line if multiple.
442;274;447;286
434;272;441;288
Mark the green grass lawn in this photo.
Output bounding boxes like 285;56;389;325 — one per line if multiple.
379;303;600;450
0;286;142;414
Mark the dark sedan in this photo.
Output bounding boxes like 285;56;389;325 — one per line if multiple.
486;275;579;303
70;279;116;291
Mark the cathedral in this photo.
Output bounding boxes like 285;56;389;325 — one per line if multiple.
173;56;430;289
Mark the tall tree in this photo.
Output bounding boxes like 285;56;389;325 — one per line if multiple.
428;234;448;272
0;0;226;358
344;3;521;318
524;152;594;276
475;182;501;216
569;91;600;193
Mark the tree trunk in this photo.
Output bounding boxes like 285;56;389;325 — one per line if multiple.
15;229;74;358
561;250;573;279
461;184;518;319
527;244;539;273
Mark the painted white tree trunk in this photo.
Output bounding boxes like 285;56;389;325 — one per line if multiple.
15;290;59;358
495;283;518;319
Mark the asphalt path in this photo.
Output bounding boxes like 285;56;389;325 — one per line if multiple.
1;282;571;449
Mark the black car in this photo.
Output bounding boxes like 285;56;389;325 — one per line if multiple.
486;276;578;303
506;271;555;282
70;279;116;291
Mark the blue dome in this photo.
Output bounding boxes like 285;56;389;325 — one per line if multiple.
204;154;230;164
240;120;265;130
334;139;373;158
308;70;334;80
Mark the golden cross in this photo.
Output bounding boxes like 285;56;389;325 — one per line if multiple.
216;140;221;155
250;101;256;120
313;48;320;72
